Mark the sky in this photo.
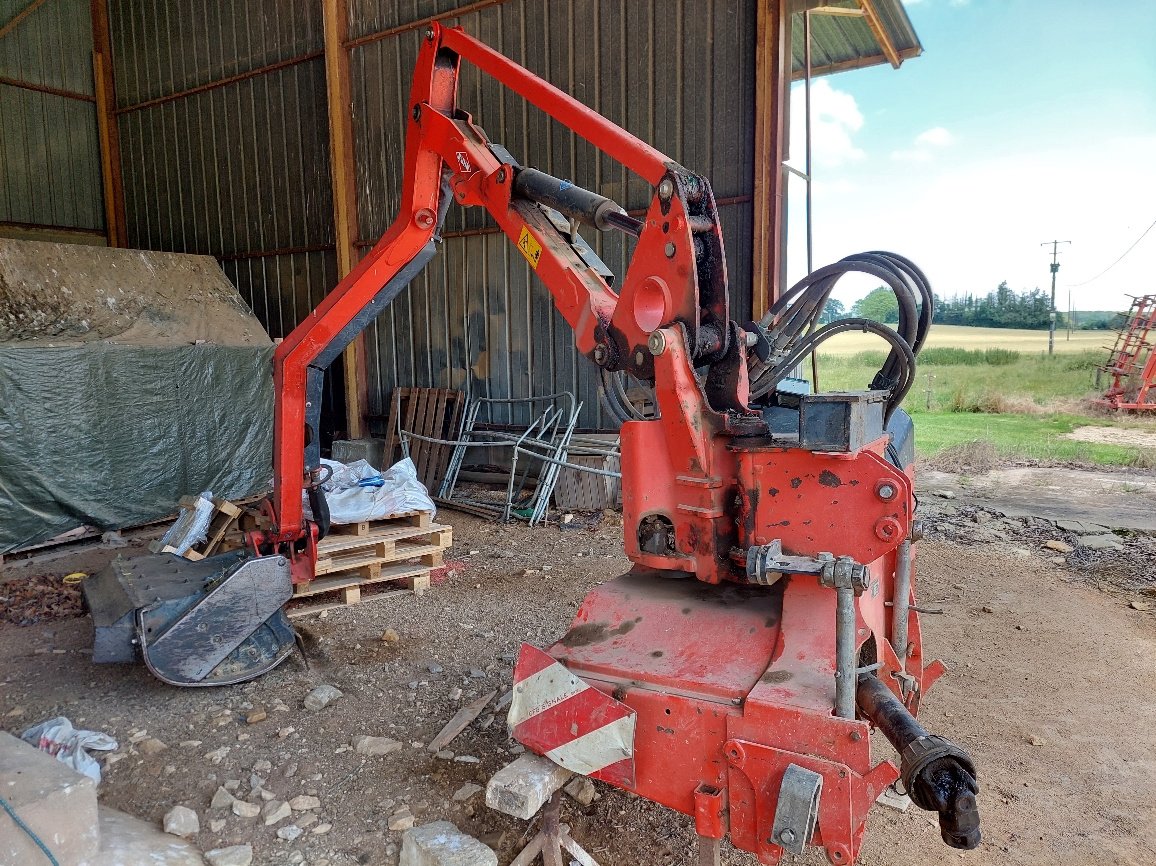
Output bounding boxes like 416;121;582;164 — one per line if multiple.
783;0;1156;314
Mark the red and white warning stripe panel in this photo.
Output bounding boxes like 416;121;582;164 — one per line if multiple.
508;644;636;788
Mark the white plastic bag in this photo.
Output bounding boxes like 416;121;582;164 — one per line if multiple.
21;717;118;783
304;457;436;524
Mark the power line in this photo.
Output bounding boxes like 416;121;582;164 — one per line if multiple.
1069;215;1156;287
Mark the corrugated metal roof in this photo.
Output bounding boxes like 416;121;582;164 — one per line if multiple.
792;0;922;78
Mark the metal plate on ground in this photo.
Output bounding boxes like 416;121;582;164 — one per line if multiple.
142;555;292;683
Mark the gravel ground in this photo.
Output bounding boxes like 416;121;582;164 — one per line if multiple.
2;499;1154;865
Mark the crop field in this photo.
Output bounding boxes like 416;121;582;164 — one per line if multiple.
818;324;1109;356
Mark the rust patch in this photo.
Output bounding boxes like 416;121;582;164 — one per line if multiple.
761;670;792;684
790;477;802;489
768;487;780;497
681;607;692;615
818;470;842;488
559;618;639;647
651;650;664;658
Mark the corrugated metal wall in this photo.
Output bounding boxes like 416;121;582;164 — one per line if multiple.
351;0;756;429
106;0;758;433
0;0;104;234
109;0;337;340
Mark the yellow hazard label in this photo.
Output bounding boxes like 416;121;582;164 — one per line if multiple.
517;225;543;269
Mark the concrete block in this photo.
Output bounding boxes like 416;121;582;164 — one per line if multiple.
400;821;497;866
85;806;204;866
331;438;388;470
485;753;572;820
0;731;99;866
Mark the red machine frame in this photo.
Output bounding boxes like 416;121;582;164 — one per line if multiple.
252;24;976;865
1096;294;1156;412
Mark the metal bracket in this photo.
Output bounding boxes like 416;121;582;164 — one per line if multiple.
745;542;868;594
770;763;824;855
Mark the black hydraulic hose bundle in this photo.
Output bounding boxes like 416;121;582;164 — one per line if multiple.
751;250;933;420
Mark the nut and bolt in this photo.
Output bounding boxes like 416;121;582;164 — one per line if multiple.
648;331;667;356
664;241;676;258
876;482;897;501
778;829;796;846
658;178;674;200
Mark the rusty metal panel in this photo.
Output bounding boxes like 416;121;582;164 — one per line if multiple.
0;0;104;232
355;0;757;429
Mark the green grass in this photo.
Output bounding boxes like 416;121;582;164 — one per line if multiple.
800;345;1156;468
912;412;1153;467
812;349;1104;413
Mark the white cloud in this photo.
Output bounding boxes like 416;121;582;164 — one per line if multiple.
890;126;954;163
789;80;866;169
916;126;954;147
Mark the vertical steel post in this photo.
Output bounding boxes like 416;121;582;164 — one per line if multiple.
835;584;857;718
893;539;912;663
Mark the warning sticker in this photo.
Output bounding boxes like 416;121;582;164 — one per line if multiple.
517;225;543;269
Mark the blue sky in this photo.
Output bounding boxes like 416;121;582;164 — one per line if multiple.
784;0;1156;314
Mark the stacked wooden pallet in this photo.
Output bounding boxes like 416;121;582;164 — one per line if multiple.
287;511;451;618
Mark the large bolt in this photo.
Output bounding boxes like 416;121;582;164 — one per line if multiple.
876;481;897;501
648;331;667;356
664;241;676;258
658;178;675;200
634;350;646;366
778;829;796;846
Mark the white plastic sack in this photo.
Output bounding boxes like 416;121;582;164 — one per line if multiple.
304;457;436;524
156;491;215;555
21;716;118;783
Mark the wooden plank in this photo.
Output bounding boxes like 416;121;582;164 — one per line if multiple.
409;388;430;478
317;524;450;557
323;0;367;438
293;562;432;598
751;0;791;318
315;540;446;577
384;389;403;466
426;690;498;752
401;389;420;461
858;0;902;68
421;389;448;488
286;588;409;619
91;0;126;247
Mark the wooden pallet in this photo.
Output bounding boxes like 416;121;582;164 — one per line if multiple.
383;388;465;494
287;512;451;618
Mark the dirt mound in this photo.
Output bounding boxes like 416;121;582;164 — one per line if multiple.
0;239;269;347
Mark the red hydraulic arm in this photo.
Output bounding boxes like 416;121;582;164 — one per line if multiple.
256;24;981;865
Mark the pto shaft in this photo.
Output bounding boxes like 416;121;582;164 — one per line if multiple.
856;674;981;850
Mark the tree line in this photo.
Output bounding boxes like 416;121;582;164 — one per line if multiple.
842;282;1120;330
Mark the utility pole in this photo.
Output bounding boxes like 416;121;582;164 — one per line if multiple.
1040;240;1071;354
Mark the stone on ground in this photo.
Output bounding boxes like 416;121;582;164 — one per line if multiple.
563;776;598;806
1079;533;1124;551
91;806;206;866
304;684;344;710
163;805;200;837
263;799;292;825
485;753;573;820
0;731;99;866
204;845;254;866
353;734;403;756
400;820;497;866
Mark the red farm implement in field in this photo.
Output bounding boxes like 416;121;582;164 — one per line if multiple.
1096;294;1156;412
